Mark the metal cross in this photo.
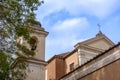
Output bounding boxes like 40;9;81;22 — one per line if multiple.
97;24;101;32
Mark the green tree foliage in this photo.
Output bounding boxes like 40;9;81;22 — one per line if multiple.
0;50;12;80
0;0;42;79
0;0;42;38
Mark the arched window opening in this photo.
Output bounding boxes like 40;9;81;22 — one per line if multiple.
30;36;38;51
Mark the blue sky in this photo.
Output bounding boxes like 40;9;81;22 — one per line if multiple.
35;0;120;60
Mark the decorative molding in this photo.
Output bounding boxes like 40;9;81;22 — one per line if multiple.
79;49;98;55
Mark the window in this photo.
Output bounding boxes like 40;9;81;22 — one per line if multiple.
69;62;74;71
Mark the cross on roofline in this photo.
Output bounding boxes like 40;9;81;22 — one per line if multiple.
97;24;101;32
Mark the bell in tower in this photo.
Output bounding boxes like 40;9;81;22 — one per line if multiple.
29;36;37;51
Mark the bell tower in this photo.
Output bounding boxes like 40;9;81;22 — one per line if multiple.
29;21;48;60
16;21;48;80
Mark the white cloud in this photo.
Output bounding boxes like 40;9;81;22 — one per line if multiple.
36;0;65;20
52;17;89;32
53;18;81;30
37;0;120;20
65;0;119;18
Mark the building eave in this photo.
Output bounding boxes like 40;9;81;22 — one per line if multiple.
11;56;47;69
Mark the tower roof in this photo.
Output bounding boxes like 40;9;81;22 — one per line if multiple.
29;21;45;31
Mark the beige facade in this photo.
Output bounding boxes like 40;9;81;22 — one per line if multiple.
29;29;48;60
46;31;115;80
25;59;46;80
65;51;79;73
60;43;120;80
27;64;44;80
64;31;114;73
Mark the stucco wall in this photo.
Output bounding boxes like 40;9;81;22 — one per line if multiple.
65;52;79;73
46;59;56;80
25;63;45;80
56;58;65;80
46;58;66;80
79;59;120;80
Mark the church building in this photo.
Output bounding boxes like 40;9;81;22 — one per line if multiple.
46;31;120;80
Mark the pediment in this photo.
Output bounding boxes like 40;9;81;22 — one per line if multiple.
85;38;112;50
75;33;115;51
